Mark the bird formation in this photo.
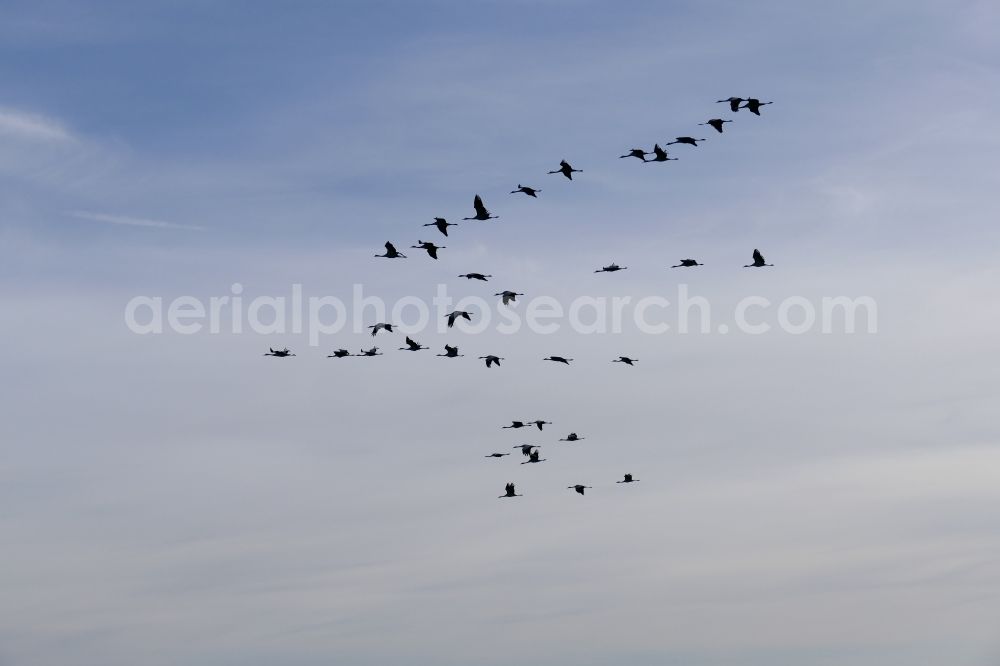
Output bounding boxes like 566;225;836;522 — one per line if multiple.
269;95;775;497
492;420;638;498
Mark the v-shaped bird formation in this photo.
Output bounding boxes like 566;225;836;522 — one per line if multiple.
268;95;775;498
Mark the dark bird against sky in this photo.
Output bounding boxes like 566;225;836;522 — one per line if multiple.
672;259;703;267
667;136;707;146
411;240;444;259
479;355;503;368
700;118;733;133
499;482;521;498
375;241;406;258
619;147;649;160
521;449;546;464
463;194;498;221
647;143;678;163
743;98;773;115
548;159;582;180
399;336;428;351
445;310;473;328
423;217;456;236
495;290;523;306
744;248;774;268
716;96;745;112
368;322;393;337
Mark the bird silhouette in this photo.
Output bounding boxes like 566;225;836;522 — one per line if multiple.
367;322;393;337
548;159;582;180
327;349;351;358
568;484;592;495
667;136;707;146
744;249;773;268
595;263;627;273
543;356;572;365
503;421;530;429
513;444;539;456
485;452;510;458
375;241;406;258
613;356;637;366
399;336;428;351
479;355;504;368
437;344;463;358
356;347;382;356
716;96;746;112
445;310;473;328
619;148;649;161
463;194;498;221
495;290;524;306
423;217;456;236
646;144;678;163
264;347;295;357
411;240;444;259
458;272;491;281
499;482;522;498
559;432;584;442
616;474;639;484
742;98;773;115
511;184;540;197
700;118;733;133
521;449;546;464
531;420;551;431
671;259;703;268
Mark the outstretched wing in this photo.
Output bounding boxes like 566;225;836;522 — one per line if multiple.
473;194;488;217
753;248;764;264
385;241;397;253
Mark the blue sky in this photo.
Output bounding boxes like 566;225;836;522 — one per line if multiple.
2;2;1000;665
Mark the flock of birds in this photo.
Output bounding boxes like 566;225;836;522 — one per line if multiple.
267;95;774;498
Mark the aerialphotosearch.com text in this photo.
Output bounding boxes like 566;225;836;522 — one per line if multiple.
124;283;878;346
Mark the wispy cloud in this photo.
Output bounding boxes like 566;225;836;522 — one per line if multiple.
68;211;205;231
0;108;75;142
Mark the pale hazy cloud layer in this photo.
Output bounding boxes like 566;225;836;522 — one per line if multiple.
1;2;1000;665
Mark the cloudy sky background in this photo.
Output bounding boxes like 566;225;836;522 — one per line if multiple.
2;1;1000;664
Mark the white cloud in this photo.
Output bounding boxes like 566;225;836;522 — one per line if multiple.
0;108;75;142
68;211;205;231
